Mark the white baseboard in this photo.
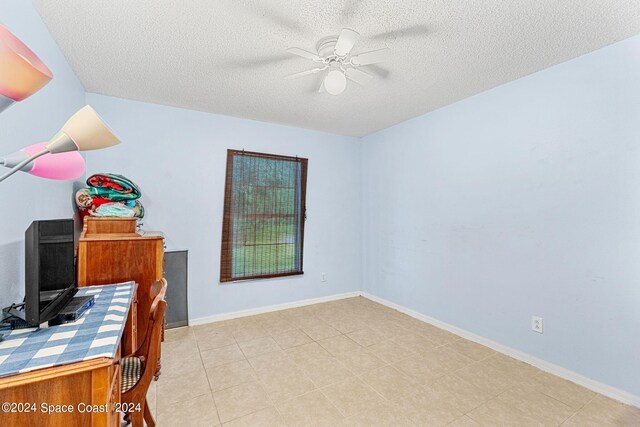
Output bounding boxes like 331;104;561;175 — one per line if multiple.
360;291;640;408
189;291;360;326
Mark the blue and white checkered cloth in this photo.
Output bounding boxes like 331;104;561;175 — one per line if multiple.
0;282;135;377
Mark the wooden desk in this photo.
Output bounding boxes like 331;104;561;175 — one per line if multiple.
0;283;136;427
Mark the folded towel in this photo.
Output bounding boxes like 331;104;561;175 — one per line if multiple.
93;201;144;218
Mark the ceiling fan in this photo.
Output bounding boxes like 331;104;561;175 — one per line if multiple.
284;28;389;96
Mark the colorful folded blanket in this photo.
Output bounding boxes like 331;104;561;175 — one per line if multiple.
86;173;142;201
75;173;144;218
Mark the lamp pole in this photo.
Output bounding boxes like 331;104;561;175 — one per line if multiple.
0;149;49;183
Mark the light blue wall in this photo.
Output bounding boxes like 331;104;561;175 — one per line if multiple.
83;93;362;321
0;1;86;309
361;35;640;396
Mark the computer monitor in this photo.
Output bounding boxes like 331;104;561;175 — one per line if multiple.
24;219;77;326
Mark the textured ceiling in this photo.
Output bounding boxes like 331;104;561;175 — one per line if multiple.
33;0;640;137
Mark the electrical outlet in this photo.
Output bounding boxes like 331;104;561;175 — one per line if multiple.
531;316;543;334
321;273;326;282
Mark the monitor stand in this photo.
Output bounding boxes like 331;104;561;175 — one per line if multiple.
1;303;32;329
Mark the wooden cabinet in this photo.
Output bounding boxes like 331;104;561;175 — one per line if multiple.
77;217;164;352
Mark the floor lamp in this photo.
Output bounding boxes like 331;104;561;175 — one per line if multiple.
0;25;121;182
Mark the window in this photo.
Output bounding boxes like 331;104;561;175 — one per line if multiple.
220;150;308;282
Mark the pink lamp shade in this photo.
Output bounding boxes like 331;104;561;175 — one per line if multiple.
0;24;53;103
19;142;84;180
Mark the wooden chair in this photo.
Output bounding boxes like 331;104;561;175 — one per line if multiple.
121;280;167;427
149;279;167;380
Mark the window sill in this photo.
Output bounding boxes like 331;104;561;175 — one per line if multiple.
219;271;304;284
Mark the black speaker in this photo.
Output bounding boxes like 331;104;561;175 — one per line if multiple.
25;219;75;324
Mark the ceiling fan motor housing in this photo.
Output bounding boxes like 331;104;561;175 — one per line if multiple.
316;36;339;58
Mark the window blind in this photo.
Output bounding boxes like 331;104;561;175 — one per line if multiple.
220;149;308;282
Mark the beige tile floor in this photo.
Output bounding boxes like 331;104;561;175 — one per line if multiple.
145;297;640;426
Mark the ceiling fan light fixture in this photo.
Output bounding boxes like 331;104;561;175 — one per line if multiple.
324;70;346;95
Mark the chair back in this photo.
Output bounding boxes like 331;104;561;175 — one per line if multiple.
126;290;167;398
136;279;167;359
150;278;167;304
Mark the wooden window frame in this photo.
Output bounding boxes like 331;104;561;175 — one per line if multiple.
220;149;308;283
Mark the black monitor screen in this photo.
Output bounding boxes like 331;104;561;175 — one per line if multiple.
39;241;75;292
25;219;76;325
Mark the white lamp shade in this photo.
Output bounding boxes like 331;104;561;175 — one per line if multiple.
47;106;120;153
62;105;120;150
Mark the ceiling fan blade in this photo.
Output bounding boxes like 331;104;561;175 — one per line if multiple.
369;25;429;41
334;28;359;56
340;0;361;21
345;68;373;85
286;47;321;62
350;48;390;66
226;54;292;68
284;67;327;80
365;64;390;79
251;5;305;33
